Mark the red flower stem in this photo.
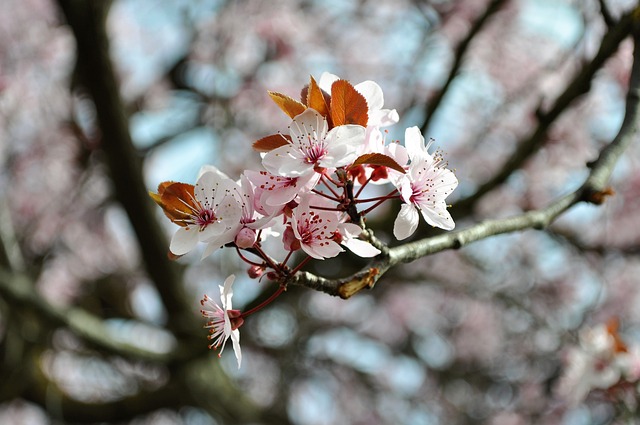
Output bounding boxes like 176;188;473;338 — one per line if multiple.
320;174;342;198
235;246;263;267
252;244;281;272
241;285;286;318
310;204;341;212
281;250;294;267
354;189;401;204
360;197;396;216
354;175;373;198
312;189;340;202
322;172;342;187
290;255;312;275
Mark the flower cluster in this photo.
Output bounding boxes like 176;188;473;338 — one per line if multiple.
557;319;640;408
150;72;458;367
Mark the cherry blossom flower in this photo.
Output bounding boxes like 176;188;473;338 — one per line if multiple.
262;108;365;177
150;171;243;256
392;127;458;240
319;72;399;127
234;174;278;248
286;193;343;259
200;274;243;368
244;168;319;216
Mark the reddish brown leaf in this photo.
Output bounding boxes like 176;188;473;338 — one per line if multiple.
307;76;331;119
252;133;292;152
268;91;306;119
330;80;368;127
352;153;405;174
150;182;196;225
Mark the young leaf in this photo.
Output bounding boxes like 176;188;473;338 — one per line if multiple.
352;153;405;174
150;182;196;223
306;76;331;119
330;80;368;127
252;133;292;152
268;91;306;119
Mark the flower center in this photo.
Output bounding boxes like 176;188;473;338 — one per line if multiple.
303;142;326;164
196;209;217;229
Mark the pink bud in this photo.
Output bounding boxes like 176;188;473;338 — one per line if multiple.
235;227;257;248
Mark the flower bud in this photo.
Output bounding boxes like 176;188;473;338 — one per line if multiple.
235;227;257;248
248;265;265;279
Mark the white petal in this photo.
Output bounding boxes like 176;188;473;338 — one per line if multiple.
290;108;328;144
201;241;221;259
262;145;310;177
170;227;199;255
197;165;230;181
355;80;384;110
419;204;455;230
393;203;419;240
404;126;427;162
340;222;362;237
319;72;340;92
329;124;366;146
194;171;222;207
230;329;242;369
221;274;235;309
343;238;381;257
370;108;400;127
304;240;343;259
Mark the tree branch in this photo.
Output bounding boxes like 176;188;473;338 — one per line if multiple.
290;14;640;298
451;7;637;214
419;0;509;135
55;0;192;333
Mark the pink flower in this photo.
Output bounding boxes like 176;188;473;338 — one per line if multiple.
244;169;319;216
392;127;458;239
287;194;343;259
262;108;365;177
200;275;243;368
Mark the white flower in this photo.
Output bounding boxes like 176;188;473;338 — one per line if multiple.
200;275;243;368
169;171;243;256
262;108;365;177
392;127;458;239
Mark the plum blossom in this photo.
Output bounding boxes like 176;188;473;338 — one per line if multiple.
150;171;243;256
392;127;458;240
200;275;243;368
233;174;277;248
284;195;381;259
244;168;319;216
286;193;344;259
262;108;365;177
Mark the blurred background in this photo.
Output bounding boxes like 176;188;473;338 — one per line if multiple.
1;0;640;424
